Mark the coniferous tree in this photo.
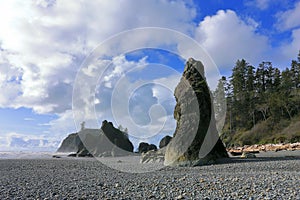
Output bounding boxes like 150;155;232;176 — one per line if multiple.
216;50;300;146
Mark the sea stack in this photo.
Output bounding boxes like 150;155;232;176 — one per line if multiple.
164;58;228;166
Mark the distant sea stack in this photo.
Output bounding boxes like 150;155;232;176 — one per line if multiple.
164;58;228;166
57;133;81;152
57;120;134;157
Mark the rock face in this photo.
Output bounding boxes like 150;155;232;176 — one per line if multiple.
164;58;228;166
138;142;157;153
57;133;81;152
57;120;134;157
159;136;172;149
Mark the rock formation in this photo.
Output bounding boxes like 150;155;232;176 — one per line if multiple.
140;148;165;163
57;120;134;157
159;135;172;149
138;142;157;153
164;58;228;166
57;133;82;152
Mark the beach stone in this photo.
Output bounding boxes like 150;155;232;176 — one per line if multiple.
164;58;228;166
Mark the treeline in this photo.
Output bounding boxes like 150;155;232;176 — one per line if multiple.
214;51;300;146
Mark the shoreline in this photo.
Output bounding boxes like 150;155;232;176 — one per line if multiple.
1;142;300;160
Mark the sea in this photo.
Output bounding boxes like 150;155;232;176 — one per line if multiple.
0;151;70;159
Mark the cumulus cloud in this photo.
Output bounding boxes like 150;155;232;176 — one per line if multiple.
195;10;270;68
0;0;195;115
276;1;300;31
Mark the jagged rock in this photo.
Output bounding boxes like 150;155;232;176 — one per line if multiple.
138;142;158;153
58;120;134;157
140;148;166;163
164;58;228;166
159;135;172;148
138;142;150;153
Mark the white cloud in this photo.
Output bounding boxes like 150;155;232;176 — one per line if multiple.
24;118;35;121
256;0;271;10
47;109;76;135
276;2;300;31
246;0;272;10
275;28;300;65
103;55;148;88
0;0;195;115
0;132;60;151
195;10;270;68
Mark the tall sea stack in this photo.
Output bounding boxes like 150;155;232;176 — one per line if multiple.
164;58;228;166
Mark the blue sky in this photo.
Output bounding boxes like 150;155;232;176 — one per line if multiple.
0;0;299;151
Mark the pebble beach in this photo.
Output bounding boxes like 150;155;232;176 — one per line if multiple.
0;151;299;199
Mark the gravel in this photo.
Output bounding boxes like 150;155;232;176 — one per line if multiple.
0;152;299;199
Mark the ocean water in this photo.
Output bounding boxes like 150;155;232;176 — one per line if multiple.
0;151;65;159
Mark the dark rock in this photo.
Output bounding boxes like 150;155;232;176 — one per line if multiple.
229;151;243;156
138;142;150;153
52;155;61;158
101;120;134;153
77;148;93;157
138;142;157;153
148;144;158;151
159;136;172;148
67;153;77;157
58;120;134;157
164;58;228;166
